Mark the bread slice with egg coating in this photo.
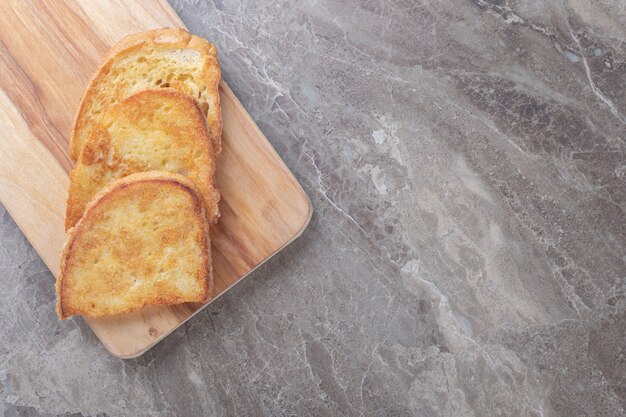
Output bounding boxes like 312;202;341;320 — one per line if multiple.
56;171;213;319
70;27;221;161
65;88;219;230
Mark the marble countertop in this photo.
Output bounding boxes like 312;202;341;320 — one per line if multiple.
1;0;625;416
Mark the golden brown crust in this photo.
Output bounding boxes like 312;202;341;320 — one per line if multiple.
65;88;220;230
70;27;222;161
57;171;213;320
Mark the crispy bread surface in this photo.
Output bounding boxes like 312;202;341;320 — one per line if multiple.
70;28;221;160
66;88;220;230
57;171;213;319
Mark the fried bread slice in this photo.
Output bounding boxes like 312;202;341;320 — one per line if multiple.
66;88;219;230
70;28;222;160
57;171;213;319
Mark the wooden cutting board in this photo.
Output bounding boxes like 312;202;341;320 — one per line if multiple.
0;1;311;358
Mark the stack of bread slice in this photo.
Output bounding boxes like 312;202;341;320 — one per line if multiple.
56;28;221;320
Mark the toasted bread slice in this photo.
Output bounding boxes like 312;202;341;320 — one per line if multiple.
65;88;220;230
56;171;213;320
70;28;221;161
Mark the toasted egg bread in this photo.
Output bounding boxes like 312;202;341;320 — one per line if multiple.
65;88;220;230
70;28;222;161
56;171;213;319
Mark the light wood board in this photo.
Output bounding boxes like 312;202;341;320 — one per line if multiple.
0;0;311;358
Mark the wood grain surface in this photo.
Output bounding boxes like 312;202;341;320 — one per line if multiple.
0;0;311;358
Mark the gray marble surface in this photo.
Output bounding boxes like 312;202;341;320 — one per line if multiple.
1;0;625;415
